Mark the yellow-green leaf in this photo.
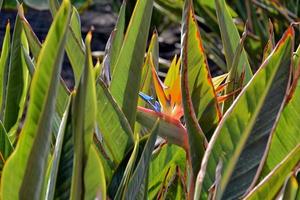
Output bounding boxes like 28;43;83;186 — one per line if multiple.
0;1;71;199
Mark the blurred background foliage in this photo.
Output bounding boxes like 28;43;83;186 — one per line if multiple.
1;0;300;74
108;0;300;73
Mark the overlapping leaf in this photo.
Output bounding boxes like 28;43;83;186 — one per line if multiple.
45;97;72;200
96;79;134;165
110;0;153;128
180;0;210;190
244;144;300;200
70;32;106;200
0;22;10;117
0;121;13;175
195;27;293;199
260;68;300;179
181;0;221;138
135;32;159;135
125;120;159;199
3;13;29;133
148;144;186;199
0;1;71;199
49;0;85;86
215;0;252;81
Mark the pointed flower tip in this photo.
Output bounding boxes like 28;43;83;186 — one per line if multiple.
287;26;294;36
85;31;93;45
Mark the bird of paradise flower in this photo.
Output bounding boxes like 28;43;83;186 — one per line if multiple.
137;54;231;151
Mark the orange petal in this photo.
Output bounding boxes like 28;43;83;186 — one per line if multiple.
164;55;179;89
150;54;169;109
217;88;242;103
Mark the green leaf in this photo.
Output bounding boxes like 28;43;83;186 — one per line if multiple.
114;137;140;199
282;174;299;200
181;0;221;138
0;1;72;199
136;31;159;135
148;144;186;199
0;121;13;174
262;20;275;62
195;27;294;199
260;72;300;179
244;144;300;200
164;169;186;200
125;120;159;199
18;7;70;119
215;0;252;81
0;22;11;118
18;5;42;61
49;0;85;86
222;27;247;112
3;12;29;133
70;31;106;200
110;1;126;74
110;0;153;128
21;46;35;77
96;79;134;165
84;145;106;200
45;97;72;200
180;0;209;189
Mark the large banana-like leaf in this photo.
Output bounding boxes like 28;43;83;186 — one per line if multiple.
18;6;70;140
244;144;300;200
180;0;209;191
0;22;10;117
3;13;29;133
70;32;106;200
260;73;300;179
163;169;186;200
109;1;126;74
125;120;159;199
181;0;221;138
281;174;299;200
18;5;41;61
110;0;153;128
100;1;126;85
0;1;71;199
136;32;159;135
148;144;186;199
222;28;247;112
49;0;85;86
113;137;140;199
45;97;72;200
0;121;13;174
215;0;252;81
195;27;293;199
96;79;134;165
18;8;70;118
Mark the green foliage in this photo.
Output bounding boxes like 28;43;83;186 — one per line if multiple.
0;0;299;199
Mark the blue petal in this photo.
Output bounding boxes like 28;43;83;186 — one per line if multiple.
139;92;161;112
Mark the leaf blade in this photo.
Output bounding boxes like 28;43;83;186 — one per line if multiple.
0;1;72;199
195;27;293;199
110;0;154;128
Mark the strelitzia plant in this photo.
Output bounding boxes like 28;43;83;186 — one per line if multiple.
0;0;299;199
